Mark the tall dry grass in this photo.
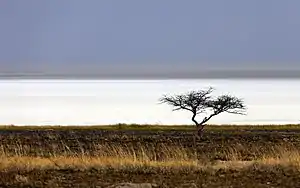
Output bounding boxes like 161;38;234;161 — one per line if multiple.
0;142;300;172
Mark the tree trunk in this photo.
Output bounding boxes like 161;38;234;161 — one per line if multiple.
193;124;204;146
191;112;206;140
196;124;205;138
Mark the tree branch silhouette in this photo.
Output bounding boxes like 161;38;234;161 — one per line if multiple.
159;87;246;138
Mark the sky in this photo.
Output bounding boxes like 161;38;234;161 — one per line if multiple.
1;0;300;78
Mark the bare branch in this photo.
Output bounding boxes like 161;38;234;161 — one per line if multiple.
159;87;214;114
199;113;217;125
159;94;193;112
207;94;246;115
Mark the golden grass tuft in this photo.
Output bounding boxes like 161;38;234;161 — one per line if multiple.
0;142;300;172
258;145;300;167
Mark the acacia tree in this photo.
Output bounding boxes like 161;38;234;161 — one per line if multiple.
159;87;246;138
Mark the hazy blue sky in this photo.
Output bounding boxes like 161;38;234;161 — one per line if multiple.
1;0;300;77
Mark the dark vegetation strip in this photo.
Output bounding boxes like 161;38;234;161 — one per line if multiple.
0;123;300;131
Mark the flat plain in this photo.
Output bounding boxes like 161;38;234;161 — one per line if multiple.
1;124;300;188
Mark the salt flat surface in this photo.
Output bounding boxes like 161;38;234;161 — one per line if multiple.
0;79;298;125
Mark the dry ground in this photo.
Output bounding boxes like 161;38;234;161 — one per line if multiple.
0;124;300;187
